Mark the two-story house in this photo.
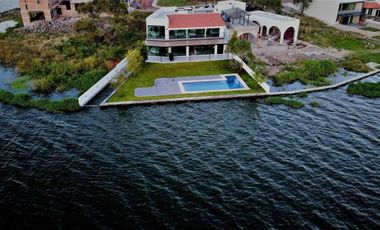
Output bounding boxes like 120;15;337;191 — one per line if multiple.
304;0;365;25
145;7;228;61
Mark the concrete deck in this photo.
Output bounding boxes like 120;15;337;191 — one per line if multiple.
135;75;224;97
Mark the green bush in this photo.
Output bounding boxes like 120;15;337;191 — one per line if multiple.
274;60;337;86
310;101;321;107
74;18;96;32
340;57;370;73
347;82;380;98
297;92;308;98
0;89;81;113
264;97;304;108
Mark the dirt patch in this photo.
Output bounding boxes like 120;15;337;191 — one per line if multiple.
253;38;348;76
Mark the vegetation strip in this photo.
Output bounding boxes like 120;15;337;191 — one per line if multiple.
347;82;380;98
264;97;304;108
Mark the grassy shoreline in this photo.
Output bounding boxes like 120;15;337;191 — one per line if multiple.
109;61;264;102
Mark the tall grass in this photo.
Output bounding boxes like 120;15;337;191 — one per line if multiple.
274;60;338;86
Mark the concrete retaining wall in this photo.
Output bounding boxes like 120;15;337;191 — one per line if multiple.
232;55;271;93
78;58;128;107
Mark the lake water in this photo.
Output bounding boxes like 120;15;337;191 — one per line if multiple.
0;0;19;13
1;67;380;228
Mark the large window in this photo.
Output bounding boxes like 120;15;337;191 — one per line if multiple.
171;46;186;56
147;26;165;39
190;45;214;55
188;29;205;38
206;28;220;38
169;30;186;39
148;47;168;56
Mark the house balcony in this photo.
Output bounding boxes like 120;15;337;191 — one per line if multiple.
145;38;227;48
338;9;365;17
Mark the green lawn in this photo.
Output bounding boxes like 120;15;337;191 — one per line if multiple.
297;14;380;51
361;27;380;32
108;61;264;102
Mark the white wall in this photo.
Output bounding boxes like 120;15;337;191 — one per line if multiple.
216;0;246;12
304;0;340;25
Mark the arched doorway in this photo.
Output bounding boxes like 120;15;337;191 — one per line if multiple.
239;33;256;42
284;27;295;45
269;26;281;42
262;26;267;37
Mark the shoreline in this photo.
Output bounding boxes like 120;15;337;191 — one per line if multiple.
100;69;380;108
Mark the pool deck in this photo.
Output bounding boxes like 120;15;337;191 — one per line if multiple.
135;75;225;97
100;68;380;108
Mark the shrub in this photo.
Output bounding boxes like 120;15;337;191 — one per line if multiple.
74;18;96;32
340;57;370;73
297;92;308;98
0;90;81;113
274;60;337;86
347;82;380;98
310;101;321;107
264;97;304;108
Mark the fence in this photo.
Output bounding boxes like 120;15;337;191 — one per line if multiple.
78;58;128;107
147;53;233;63
232;55;271;93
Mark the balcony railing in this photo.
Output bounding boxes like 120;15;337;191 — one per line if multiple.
338;9;365;16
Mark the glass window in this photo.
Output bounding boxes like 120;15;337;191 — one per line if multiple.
206;28;220;37
148;47;168;56
147;26;165;39
171;46;186;56
188;29;205;38
169;30;186;39
190;45;214;55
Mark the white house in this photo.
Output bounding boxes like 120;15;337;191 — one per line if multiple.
250;11;300;44
145;7;228;60
363;0;380;17
304;0;365;25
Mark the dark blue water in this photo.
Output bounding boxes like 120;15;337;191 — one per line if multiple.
1;74;380;229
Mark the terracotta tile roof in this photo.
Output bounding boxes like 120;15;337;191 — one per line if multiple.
363;1;380;9
168;13;226;29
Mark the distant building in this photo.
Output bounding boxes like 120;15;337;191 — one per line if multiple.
20;0;92;26
304;0;366;25
363;1;380;18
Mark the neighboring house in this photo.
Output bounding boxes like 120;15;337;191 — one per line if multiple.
20;0;92;26
145;7;228;59
363;0;380;18
304;0;365;25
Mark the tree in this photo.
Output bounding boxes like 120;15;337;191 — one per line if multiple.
227;32;252;57
78;0;128;19
244;0;282;12
126;49;144;76
293;0;313;14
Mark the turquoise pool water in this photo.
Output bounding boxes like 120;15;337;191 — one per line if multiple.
182;75;245;92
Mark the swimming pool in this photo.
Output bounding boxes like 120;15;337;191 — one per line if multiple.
180;74;249;93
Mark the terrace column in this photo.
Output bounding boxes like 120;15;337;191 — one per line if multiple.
186;46;189;56
214;45;218;55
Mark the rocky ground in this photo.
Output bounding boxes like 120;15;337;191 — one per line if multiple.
18;17;81;34
252;38;348;76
